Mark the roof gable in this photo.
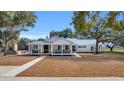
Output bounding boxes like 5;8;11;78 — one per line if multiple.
52;38;73;45
45;36;60;43
28;41;44;45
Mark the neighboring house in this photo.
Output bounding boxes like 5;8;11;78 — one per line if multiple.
12;41;18;52
28;36;102;55
101;42;123;50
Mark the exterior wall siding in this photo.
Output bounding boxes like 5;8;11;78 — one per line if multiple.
76;44;102;52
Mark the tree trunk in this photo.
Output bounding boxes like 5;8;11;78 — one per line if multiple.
110;47;113;52
4;42;8;56
95;38;99;54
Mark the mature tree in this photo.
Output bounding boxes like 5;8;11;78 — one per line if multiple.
62;28;73;38
49;28;73;38
73;31;93;39
0;30;2;47
72;11;124;54
104;12;124;51
50;31;59;38
0;11;37;55
101;30;124;52
19;38;31;50
37;38;45;41
0;41;2;47
105;12;124;31
119;38;124;48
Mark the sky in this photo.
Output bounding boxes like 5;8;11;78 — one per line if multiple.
20;11;74;40
20;11;123;40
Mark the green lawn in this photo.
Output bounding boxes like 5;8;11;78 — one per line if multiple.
102;49;124;54
112;50;124;53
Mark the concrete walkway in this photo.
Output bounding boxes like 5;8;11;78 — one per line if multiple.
1;56;46;77
73;53;81;58
0;66;17;75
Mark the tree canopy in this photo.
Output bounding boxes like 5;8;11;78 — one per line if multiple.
49;28;73;38
19;37;32;50
72;11;124;53
0;11;37;55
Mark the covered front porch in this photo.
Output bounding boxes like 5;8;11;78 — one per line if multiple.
28;44;73;56
50;44;73;56
28;37;74;56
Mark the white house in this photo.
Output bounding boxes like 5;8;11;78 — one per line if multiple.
28;36;102;55
67;38;102;52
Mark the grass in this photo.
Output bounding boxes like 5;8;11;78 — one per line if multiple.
112;50;124;53
102;49;124;54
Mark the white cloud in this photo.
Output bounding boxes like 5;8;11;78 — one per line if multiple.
20;34;48;40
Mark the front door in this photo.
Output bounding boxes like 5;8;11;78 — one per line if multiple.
44;45;49;53
72;45;76;51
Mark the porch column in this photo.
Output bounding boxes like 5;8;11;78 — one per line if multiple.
70;45;72;55
51;44;53;56
76;45;78;51
38;45;39;54
28;45;30;53
30;45;32;55
61;45;63;56
40;45;42;54
48;45;50;54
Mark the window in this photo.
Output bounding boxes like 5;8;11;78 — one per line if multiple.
78;46;81;48
33;45;35;49
35;45;38;49
33;45;38;49
58;45;61;50
78;45;86;48
82;46;86;48
91;46;94;51
65;45;69;50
